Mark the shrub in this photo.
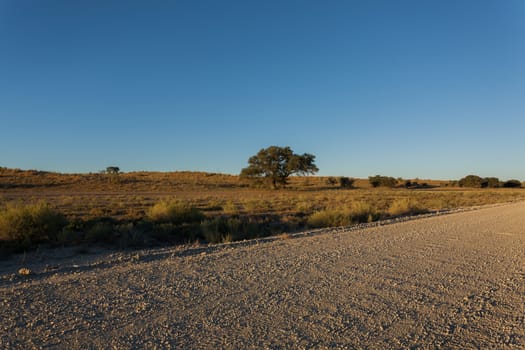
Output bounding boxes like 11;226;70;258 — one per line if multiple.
351;201;378;223
458;175;483;188
200;217;259;243
0;203;67;247
147;201;204;224
502;180;522;188
222;200;240;215
326;177;338;186
85;221;114;243
339;177;355;189
369;175;397;188
307;209;352;228
481;177;500;188
307;201;377;228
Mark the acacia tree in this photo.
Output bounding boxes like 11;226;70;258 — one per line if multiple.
105;166;120;184
240;146;318;189
106;166;120;175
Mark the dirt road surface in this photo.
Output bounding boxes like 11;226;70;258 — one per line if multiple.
1;202;524;349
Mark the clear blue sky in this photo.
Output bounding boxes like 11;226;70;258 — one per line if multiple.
1;1;524;179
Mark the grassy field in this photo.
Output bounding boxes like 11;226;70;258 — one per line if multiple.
1;167;525;253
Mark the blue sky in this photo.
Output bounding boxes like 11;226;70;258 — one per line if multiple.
1;1;524;179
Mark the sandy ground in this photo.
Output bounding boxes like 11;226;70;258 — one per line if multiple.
1;202;524;349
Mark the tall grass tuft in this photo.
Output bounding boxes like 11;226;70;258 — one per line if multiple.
388;198;428;216
307;201;378;228
307;209;352;228
147;201;204;224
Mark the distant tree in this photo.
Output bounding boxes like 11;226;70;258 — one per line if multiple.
369;176;381;188
339;177;355;189
369;175;397;188
106;166;120;175
502;179;522;188
481;177;500;188
105;166;120;184
458;175;483;188
240;146;318;189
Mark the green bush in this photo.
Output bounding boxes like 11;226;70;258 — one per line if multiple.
481;177;500;188
0;203;67;247
458;175;483;188
369;175;397;188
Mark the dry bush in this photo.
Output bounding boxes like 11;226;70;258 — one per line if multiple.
388;198;428;216
350;201;378;223
0;202;67;247
222;200;240;215
307;202;378;228
85;221;114;243
307;209;352;228
147;201;204;224
200;217;242;243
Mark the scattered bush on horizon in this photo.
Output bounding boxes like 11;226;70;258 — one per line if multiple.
502;179;522;188
0;203;67;249
481;177;501;188
369;175;397;188
339;177;355;189
459;175;509;188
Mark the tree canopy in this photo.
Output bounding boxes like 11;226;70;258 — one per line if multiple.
368;175;397;188
459;175;502;188
106;166;120;175
240;146;318;189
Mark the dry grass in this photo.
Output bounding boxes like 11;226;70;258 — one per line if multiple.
388;198;427;216
1;167;524;251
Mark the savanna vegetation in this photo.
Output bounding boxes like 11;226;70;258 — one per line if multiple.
1;165;524;256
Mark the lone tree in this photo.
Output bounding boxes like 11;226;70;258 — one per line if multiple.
458;175;484;188
106;166;120;175
105;166;120;184
240;146;318;189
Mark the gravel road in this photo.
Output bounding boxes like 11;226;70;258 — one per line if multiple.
1;202;524;349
